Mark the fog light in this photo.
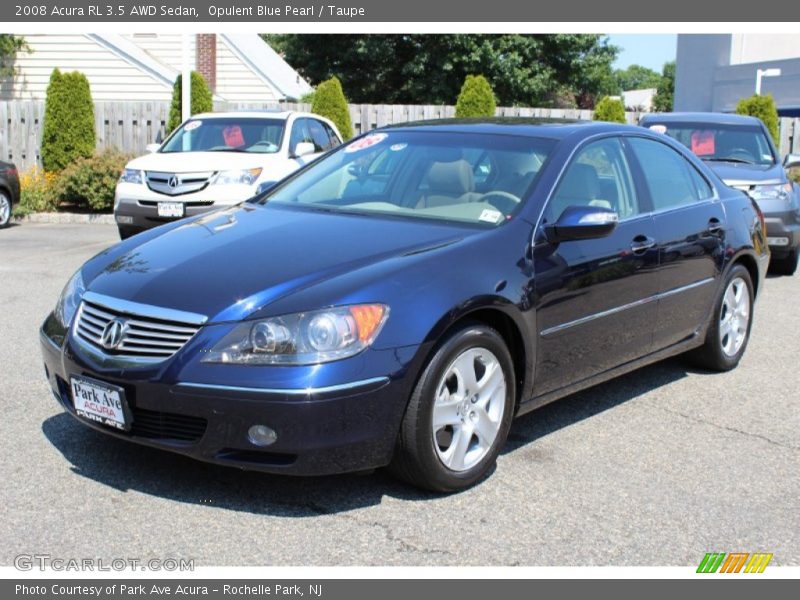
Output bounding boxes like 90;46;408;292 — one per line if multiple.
767;236;790;246
247;424;277;447
116;215;134;224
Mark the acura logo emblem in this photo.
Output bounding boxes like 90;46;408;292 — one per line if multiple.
100;318;127;350
168;175;180;189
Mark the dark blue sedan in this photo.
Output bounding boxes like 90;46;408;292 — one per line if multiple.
40;119;769;491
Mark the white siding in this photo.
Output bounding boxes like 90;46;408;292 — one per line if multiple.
2;34;172;101
122;33;195;69
730;34;800;66
215;37;282;103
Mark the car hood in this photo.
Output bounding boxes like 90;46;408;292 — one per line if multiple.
83;204;467;323
705;161;785;186
126;151;286;173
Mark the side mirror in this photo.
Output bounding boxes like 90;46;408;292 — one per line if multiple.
292;141;316;159
783;153;800;170
545;205;619;243
145;143;161;154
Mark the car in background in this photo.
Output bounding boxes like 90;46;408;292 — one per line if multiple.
0;160;20;229
640;112;800;275
41;120;768;491
114;111;343;239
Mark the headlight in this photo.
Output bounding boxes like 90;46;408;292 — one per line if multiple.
750;183;792;201
202;304;389;365
54;270;86;328
119;168;143;184
213;168;263;186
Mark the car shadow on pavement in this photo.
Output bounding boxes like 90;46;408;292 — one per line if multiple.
41;356;695;515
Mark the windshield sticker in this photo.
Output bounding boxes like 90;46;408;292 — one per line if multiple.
648;125;667;135
345;133;388;153
184;120;202;131
223;125;246;148
479;209;503;224
390;143;408;151
691;130;716;156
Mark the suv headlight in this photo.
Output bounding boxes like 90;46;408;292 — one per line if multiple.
750;183;792;201
213;168;263;186
202;304;389;365
54;270;86;328
119;168;143;184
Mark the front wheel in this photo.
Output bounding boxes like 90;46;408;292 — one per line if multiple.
689;265;754;371
390;323;515;492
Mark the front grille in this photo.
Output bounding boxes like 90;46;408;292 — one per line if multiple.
138;199;214;208
75;299;201;360
130;407;207;442
145;171;214;196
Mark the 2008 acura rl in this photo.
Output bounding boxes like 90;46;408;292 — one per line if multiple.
40;119;769;491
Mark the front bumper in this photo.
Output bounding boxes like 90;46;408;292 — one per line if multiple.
763;214;800;257
40;316;420;476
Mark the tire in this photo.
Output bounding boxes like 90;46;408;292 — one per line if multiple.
389;323;515;492
689;264;754;371
768;248;798;276
0;191;11;229
118;225;138;240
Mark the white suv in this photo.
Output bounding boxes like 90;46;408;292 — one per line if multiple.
114;111;343;239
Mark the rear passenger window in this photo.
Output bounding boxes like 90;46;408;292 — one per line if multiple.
628;137;714;211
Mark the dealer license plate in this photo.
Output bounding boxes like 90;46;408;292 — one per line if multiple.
158;202;185;218
70;376;129;431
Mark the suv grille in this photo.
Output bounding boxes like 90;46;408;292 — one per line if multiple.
75;298;202;361
145;171;214;196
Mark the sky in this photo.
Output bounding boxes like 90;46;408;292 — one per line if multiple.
607;34;677;72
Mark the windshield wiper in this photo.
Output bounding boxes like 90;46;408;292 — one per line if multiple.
206;148;249;153
703;157;756;165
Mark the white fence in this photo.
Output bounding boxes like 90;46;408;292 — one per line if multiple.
2;99;798;171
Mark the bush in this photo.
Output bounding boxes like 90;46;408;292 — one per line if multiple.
736;94;780;146
167;71;214;134
455;75;496;118
41;69;96;172
17;167;59;213
311;77;353;140
593;96;626;123
57;149;131;212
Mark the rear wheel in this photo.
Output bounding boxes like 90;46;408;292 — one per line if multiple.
390;323;515;492
689;264;754;371
0;191;11;228
769;248;798;276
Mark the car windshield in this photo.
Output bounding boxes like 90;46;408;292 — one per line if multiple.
160;117;285;154
645;121;776;166
257;131;555;227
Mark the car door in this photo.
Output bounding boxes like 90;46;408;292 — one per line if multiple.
532;137;660;396
626;136;726;350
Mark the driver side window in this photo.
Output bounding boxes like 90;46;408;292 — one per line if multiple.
545;138;639;223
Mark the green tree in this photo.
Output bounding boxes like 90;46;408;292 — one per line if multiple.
311;76;353;140
736;94;780;145
455;75;496;118
167;71;213;133
266;34;617;108
593;96;626;123
652;61;675;112
613;64;661;92
41;69;96;172
0;34;26;78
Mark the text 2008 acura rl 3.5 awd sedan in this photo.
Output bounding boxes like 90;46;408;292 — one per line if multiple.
40;119;769;491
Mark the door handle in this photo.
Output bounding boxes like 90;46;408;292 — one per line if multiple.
707;218;723;235
630;235;656;254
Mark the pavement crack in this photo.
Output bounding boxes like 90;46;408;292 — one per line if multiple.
652;405;799;451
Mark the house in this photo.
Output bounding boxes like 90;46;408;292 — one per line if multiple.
621;88;656;112
675;34;800;117
1;33;312;103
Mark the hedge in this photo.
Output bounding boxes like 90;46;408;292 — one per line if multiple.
41;69;96;172
455;75;496;118
167;71;214;134
311;77;353;140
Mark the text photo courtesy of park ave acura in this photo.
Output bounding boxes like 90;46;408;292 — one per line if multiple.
0;18;798;585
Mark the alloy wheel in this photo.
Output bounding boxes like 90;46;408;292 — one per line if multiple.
719;276;750;357
0;194;10;226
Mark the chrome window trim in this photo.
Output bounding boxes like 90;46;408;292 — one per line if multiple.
175;377;390;397
540;277;715;337
82;291;208;326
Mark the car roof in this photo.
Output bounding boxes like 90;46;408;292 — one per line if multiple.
189;110;325;121
639;112;763;126
378;118;639;140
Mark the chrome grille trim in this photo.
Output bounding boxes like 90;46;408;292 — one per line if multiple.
73;292;207;362
145;171;215;196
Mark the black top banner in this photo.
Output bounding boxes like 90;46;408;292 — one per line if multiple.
1;0;790;22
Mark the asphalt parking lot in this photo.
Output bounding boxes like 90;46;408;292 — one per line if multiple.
0;222;798;567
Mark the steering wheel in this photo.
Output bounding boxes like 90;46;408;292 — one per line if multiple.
727;147;756;162
477;191;521;214
250;141;279;152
